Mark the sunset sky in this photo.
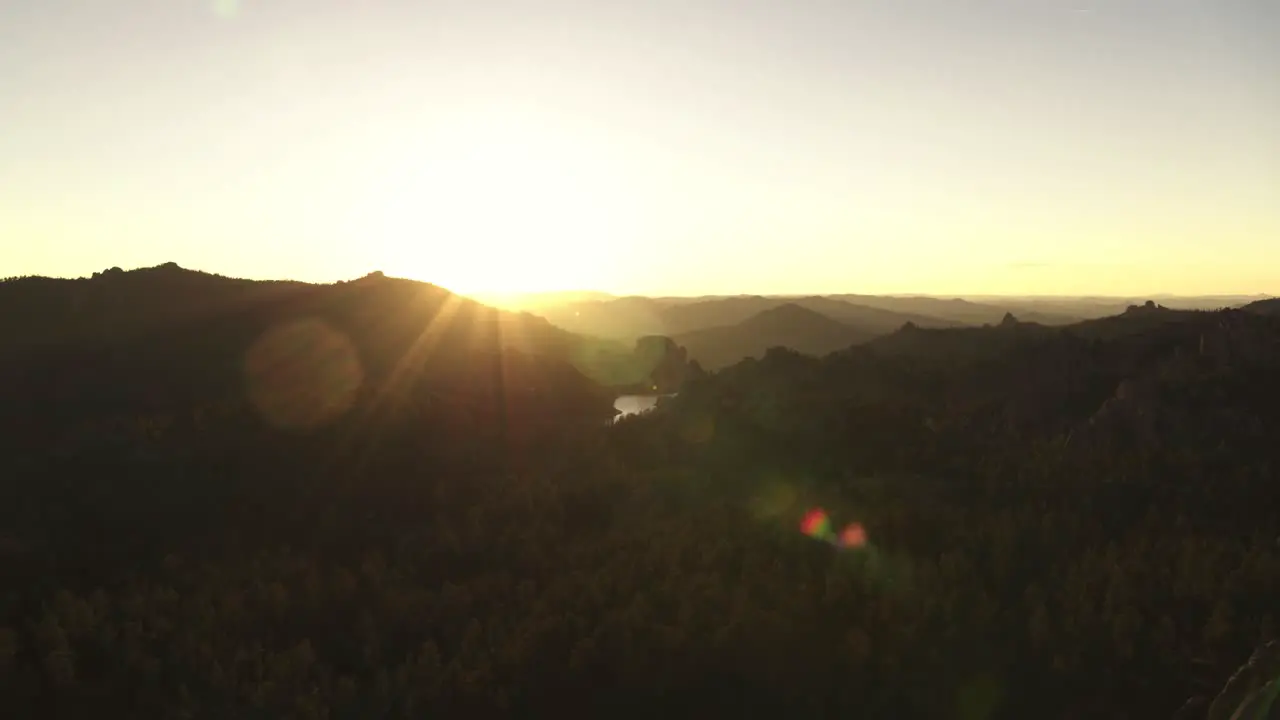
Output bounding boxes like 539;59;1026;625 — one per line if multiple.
2;0;1277;296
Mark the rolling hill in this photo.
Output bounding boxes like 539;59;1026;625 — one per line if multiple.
531;293;957;340
672;303;873;369
0;264;695;435
827;293;1083;326
786;296;962;333
4;266;1280;717
489;291;1263;341
1243;297;1280;315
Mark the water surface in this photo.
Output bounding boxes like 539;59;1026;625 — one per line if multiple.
613;394;664;420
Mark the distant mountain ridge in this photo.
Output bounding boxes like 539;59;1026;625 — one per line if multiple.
787;296;962;333
824;293;1081;326
522;291;1263;340
4;264;1280;717
659;294;1256;371
532;294;959;341
6;268;1267;390
0;264;697;431
672;303;873;369
1244;297;1280;316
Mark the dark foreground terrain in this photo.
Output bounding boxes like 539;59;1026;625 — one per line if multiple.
2;266;1280;718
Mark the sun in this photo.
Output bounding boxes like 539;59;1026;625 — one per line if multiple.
360;115;628;295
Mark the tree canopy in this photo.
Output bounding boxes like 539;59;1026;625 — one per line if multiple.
1;267;1278;718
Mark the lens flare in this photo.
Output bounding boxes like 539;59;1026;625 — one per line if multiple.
800;508;835;542
244;319;363;430
801;509;870;550
839;522;868;549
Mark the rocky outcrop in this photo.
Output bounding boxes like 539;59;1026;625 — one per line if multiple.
632;335;689;393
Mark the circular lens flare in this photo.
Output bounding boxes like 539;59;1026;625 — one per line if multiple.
800;508;834;542
839;522;868;549
244;319;363;430
801;509;869;550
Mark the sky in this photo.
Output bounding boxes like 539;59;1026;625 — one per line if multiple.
2;0;1277;296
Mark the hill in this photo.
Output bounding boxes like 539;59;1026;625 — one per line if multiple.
672;303;873;369
788;295;962;332
0;264;701;431
828;293;1082;326
529;295;671;339
532;293;955;340
1065;300;1206;340
1243;297;1280;316
862;302;1229;365
960;294;1261;320
657;295;796;336
3;268;1280;717
513;292;1267;341
864;312;1058;365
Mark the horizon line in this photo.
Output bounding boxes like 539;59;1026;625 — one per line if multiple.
6;264;1273;302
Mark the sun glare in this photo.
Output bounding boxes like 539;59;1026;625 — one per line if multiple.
360;115;628;295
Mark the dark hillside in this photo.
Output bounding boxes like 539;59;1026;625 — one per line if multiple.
0;264;677;395
1243;297;1280;316
672;303;873;369
829;293;1081;326
531;293;956;340
790;295;961;332
1;270;1278;718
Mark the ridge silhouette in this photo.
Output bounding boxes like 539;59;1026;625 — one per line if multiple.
1;265;1279;718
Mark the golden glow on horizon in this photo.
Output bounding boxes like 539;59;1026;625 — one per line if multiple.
359;115;630;295
2;2;1276;297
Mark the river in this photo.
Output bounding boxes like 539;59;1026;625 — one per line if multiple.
613;394;668;420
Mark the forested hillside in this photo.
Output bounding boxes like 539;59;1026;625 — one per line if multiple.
1;269;1278;718
672;303;873;369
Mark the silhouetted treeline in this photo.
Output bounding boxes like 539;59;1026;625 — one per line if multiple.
1;266;1278;718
